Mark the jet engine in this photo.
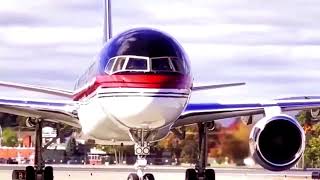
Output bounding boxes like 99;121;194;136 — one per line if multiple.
26;117;36;128
249;114;305;171
311;109;320;118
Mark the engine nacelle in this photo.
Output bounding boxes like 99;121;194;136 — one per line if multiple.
25;118;36;128
249;114;305;171
310;109;320;119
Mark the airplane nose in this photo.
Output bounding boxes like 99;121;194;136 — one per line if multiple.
98;88;189;129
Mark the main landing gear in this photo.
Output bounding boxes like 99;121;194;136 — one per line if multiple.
12;119;54;180
185;122;215;180
127;129;154;180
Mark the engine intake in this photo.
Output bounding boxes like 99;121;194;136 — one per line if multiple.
249;114;305;171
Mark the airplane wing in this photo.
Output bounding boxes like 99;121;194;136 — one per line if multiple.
173;97;320;127
0;81;74;98
192;82;245;91
0;97;80;128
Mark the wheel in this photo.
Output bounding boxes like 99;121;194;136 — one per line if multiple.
205;169;215;180
25;166;35;180
44;166;54;180
143;173;155;180
127;173;139;180
185;169;197;180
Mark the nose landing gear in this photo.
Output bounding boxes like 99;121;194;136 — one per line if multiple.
127;129;155;180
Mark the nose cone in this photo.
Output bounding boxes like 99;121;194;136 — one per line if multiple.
98;88;190;129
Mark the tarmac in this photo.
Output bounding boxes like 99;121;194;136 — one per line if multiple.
0;164;317;180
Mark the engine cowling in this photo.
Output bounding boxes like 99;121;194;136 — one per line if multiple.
311;109;320;118
249;114;305;171
25;118;36;128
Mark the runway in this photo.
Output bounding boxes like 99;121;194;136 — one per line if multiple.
0;165;316;180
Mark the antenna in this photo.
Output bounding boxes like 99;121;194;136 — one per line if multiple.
103;0;112;43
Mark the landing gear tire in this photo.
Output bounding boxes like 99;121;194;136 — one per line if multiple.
143;173;155;180
185;169;197;180
44;166;54;180
127;173;139;180
12;120;56;180
205;169;215;180
25;166;35;180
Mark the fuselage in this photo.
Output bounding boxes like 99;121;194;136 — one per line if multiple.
74;28;192;141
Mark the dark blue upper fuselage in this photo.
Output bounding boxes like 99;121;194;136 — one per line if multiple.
75;28;191;90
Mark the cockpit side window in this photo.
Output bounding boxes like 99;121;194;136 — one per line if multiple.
112;57;126;72
105;58;116;74
151;58;174;72
125;58;148;70
170;57;185;74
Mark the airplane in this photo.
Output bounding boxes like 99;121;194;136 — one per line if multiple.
2;0;320;180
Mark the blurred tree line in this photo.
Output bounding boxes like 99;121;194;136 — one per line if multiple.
154;119;250;165
92;119;250;165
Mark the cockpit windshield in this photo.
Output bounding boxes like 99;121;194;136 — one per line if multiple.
105;56;186;75
126;58;148;70
151;58;174;72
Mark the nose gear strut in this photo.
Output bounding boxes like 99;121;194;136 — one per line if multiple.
127;129;154;180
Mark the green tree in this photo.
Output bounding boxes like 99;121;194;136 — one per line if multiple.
297;111;320;168
304;135;320;168
2;128;18;147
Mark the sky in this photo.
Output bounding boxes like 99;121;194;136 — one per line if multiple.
0;0;320;103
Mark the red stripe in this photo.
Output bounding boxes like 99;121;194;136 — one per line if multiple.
73;74;191;100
